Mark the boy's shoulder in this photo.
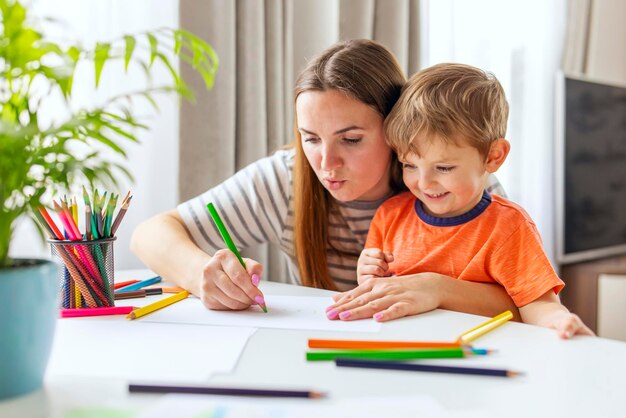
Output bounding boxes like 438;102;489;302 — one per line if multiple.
489;194;535;224
379;191;416;210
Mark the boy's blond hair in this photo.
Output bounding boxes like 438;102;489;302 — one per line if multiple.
384;63;509;160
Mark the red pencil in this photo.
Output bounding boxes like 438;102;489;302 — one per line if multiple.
60;306;135;318
38;206;63;239
113;280;141;290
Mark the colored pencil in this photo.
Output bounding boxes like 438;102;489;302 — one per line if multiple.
308;339;461;350
162;287;185;293
38;206;64;239
306;348;471;362
110;194;131;236
115;276;162;292
335;358;522;378
126;290;189;320
114;288;163;300
207;202;268;313
128;383;326;398
60;306;134;318
113;280;141;290
457;310;513;344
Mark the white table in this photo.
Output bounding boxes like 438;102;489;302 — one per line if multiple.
2;270;625;418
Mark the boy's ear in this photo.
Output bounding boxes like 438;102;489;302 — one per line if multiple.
485;138;510;173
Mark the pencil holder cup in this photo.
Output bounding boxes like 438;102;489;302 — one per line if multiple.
48;237;116;309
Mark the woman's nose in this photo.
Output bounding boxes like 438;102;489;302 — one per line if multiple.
320;144;342;171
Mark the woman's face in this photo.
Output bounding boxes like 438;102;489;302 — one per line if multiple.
296;89;393;202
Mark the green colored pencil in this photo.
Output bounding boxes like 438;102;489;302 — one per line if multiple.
206;202;245;266
206;202;267;313
306;348;467;362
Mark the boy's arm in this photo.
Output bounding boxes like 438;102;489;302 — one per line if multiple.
519;291;594;338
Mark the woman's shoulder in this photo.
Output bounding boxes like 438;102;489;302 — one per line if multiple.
245;147;294;175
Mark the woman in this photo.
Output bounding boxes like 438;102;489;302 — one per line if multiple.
131;39;518;319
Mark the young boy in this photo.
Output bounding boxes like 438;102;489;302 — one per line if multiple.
335;63;593;338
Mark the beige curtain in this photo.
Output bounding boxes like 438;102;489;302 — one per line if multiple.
179;0;420;281
562;0;626;83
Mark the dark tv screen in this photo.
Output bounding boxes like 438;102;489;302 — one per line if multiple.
556;74;626;263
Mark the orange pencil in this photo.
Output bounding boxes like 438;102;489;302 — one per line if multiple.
308;339;461;350
162;287;185;293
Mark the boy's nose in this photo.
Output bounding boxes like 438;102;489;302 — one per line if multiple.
417;173;436;190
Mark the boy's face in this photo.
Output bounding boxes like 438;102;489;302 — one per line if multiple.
400;137;491;218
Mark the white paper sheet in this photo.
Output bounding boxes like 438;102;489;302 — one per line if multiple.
47;319;256;382
137;394;453;418
138;295;381;333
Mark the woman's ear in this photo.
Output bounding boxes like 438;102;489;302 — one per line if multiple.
485;138;510;173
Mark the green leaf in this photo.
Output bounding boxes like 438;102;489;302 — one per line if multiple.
94;42;111;87
147;33;158;67
67;46;81;63
123;35;136;72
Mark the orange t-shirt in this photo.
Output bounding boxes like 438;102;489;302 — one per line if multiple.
366;191;564;307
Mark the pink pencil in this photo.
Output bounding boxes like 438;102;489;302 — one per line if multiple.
60;306;134;318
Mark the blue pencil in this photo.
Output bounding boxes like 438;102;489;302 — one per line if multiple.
115;276;162;292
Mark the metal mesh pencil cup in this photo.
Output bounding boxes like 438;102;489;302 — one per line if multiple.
49;237;116;309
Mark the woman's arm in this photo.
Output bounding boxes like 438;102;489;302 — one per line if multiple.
130;210;264;310
327;273;521;322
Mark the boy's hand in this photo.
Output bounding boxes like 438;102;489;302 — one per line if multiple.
542;311;595;339
357;248;394;284
327;273;441;322
519;291;595;339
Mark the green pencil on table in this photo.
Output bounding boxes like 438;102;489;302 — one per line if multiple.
306;347;484;361
207;202;268;313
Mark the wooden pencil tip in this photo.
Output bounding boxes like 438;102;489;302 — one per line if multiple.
310;391;327;399
260;304;268;313
126;313;136;320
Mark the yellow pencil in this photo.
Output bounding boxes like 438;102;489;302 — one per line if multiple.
126;290;189;320
457;310;513;344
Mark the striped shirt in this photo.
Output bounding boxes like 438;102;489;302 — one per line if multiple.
177;148;506;291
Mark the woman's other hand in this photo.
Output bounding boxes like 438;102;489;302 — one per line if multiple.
326;273;443;322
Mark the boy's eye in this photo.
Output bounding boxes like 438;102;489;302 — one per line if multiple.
437;166;455;173
401;163;416;170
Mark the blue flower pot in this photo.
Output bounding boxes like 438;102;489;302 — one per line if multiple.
0;259;59;400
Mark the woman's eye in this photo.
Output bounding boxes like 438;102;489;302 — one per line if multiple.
343;137;361;144
303;137;319;143
437;166;455;173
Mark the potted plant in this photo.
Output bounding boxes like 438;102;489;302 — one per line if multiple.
0;0;217;399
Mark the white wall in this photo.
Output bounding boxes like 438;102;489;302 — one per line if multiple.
10;0;180;270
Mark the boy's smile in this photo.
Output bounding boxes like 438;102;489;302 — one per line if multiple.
400;138;492;218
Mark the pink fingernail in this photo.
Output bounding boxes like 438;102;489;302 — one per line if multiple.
326;309;339;319
251;274;260;286
325;305;335;313
339;311;351;319
254;295;265;305
373;313;383;321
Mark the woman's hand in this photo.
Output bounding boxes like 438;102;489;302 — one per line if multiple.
357;248;394;284
326;273;444;322
198;249;266;310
